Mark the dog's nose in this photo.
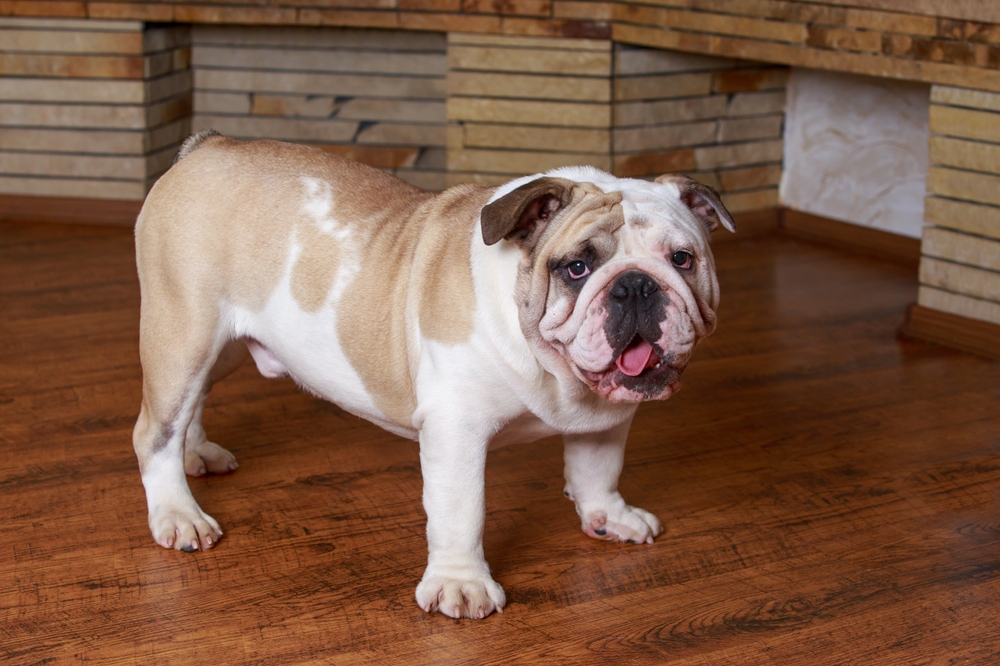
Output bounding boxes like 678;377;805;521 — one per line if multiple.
610;271;660;302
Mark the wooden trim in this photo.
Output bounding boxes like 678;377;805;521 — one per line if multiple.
0;194;142;227
780;209;922;268
899;302;1000;360
712;207;780;243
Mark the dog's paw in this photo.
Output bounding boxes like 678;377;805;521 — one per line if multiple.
416;569;506;619
184;439;238;477
149;504;223;552
579;501;663;545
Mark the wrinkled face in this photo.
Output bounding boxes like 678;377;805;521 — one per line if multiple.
481;171;735;403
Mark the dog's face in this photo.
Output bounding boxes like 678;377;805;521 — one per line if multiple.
481;170;735;403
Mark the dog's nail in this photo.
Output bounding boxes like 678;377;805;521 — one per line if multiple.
594;528;606;536
626;539;636;544
180;544;196;553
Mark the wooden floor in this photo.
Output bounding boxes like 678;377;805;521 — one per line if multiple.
2;220;999;665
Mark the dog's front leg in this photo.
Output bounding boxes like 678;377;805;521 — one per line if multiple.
563;417;664;545
415;417;505;620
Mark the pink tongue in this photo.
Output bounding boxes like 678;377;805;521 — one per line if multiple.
616;338;656;377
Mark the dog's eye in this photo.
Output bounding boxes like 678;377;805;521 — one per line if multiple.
671;251;693;269
567;260;590;279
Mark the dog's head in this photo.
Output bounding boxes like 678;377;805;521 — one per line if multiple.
481;168;735;403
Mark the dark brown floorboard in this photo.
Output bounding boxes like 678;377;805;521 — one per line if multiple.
1;222;998;664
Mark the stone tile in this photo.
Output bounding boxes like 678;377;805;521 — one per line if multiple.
461;0;551;16
0;77;145;104
192;45;446;77
148;118;192;152
920;257;1000;303
0;127;146;154
0;17;142;31
251;94;337;118
395;168;447;191
924;197;1000;240
447;32;610;51
174;5;297;25
447;147;611;174
553;1;612;21
0;53;145;79
0;101;147;129
614;96;727;128
448;71;611;102
0;27;143;54
844;8;937;36
613;72;713;102
718;163;782;191
143;25;191;54
806;27;881;54
927;166;1000;207
0;174;145;200
717;115;784;142
720;187;779;213
496;18;612;41
193;114;360;143
929;136;1000;174
399;0;461;11
399;13;499;33
338;99;445;123
193;25;444;52
147;70;193;104
416;147;446;170
445;171;512;187
727;90;786;117
613;120;717;153
664;8;807;44
356;122;446;146
695;139;784;170
918;285;1000;326
0;151;146;179
922;226;1000;272
88;3;174;22
194;69;447;99
194;91;252;115
930;104;1000;143
613;44;737;76
463;123;609;153
447;97;611;127
713;68;789;94
307;143;420;168
931;85;1000;113
612;148;696;178
146;95;192;128
448;45;612;76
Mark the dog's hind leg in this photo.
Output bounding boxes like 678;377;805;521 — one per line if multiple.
183;340;249;477
133;303;230;552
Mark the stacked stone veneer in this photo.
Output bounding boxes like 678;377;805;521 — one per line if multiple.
0;17;191;201
920;86;1000;326
190;26;448;190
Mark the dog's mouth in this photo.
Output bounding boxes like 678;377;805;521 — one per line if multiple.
615;335;662;377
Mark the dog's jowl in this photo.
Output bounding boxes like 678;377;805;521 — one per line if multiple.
132;131;735;619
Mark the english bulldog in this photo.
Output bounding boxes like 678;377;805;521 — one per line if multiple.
132;130;735;620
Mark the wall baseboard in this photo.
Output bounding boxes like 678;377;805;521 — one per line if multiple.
714;208;781;243
780;209;921;268
0;195;142;227
899;303;1000;360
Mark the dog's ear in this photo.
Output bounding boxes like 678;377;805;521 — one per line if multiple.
481;177;575;247
655;174;737;234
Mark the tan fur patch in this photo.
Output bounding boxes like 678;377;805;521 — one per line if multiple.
290;229;341;313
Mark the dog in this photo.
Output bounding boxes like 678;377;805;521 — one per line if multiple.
132;130;735;619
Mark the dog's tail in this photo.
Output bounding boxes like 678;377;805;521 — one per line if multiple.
173;129;222;165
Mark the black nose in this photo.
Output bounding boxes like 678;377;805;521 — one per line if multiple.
610;271;660;302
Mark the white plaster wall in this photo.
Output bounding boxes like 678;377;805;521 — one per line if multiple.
780;68;930;238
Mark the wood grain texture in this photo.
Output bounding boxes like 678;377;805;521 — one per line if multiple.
901;302;1000;359
2;219;1000;664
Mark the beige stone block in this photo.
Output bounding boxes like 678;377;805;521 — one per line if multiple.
614;72;713;103
0;27;143;54
844;8;937;36
463;123;609;153
0;17;143;31
145;144;177;179
929;105;1000;144
0;53;144;79
148;118;192;152
717;115;783;143
416;147;446;170
0;174;146;200
695;139;784;170
929;136;1000;174
718;164;782;192
251;94;336;119
918;286;1000;326
194;91;251;115
447;97;611;128
924;197;1000;240
143;25;191;54
194;69;446;100
684;170;721;191
0;102;147;129
806;27;881;54
0;77;145;104
553;0;612;21
720;187;779;214
727;90;786;117
397;13;498;35
147;95;192;128
920;257;1000;303
356;122;446;147
146;48;190;79
927;166;1000;207
338;99;445;123
191;45;446;77
0;127;146;154
922;226;1000;272
0;150;145;179
713;68;789;94
395;169;447;191
447;147;611;175
930;86;1000;113
447;124;464;149
613;148;696;178
147;70;193;104
193;114;360;143
613;44;737;76
306;143;420;168
447;32;609;52
461;0;550;17
448;71;611;102
88;3;174;23
448;45;612;77
614;95;727;128
194;25;445;52
445;171;513;188
613;120;717;153
664;9;807;44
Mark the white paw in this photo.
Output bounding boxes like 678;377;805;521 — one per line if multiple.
184;439;238;477
416;568;506;619
577;498;663;545
149;503;223;552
